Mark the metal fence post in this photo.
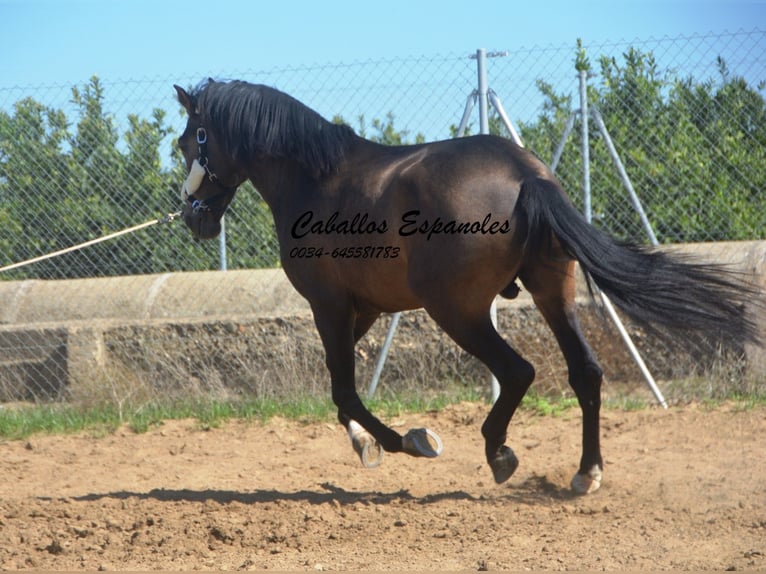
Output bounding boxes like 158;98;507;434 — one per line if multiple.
579;69;592;224
476;48;501;403
366;312;401;399
219;215;227;271
477;48;490;135
590;108;659;245
576;69;668;409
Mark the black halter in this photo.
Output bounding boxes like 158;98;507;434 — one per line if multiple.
189;127;233;214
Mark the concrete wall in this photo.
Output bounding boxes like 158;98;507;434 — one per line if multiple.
0;268;311;324
0;241;763;402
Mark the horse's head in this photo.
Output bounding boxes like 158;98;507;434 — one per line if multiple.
174;84;243;240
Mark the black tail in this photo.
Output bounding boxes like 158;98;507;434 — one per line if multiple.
518;177;761;345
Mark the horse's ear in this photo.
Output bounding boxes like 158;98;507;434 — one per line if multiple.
174;85;195;115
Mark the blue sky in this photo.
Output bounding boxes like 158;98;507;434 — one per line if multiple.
3;0;764;87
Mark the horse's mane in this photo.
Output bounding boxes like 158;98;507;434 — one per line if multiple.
190;79;357;174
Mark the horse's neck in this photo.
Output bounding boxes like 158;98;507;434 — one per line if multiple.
246;156;318;210
246;136;371;211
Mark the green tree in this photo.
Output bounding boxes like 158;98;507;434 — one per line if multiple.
0;96;71;276
519;44;766;243
0;76;220;279
335;112;425;145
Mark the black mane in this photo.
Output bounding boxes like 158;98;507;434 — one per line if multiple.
190;80;357;174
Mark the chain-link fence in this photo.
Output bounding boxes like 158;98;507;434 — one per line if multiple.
0;29;764;406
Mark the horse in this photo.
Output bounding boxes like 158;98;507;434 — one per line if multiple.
172;79;760;494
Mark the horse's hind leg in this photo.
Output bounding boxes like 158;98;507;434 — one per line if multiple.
425;304;535;484
521;259;604;494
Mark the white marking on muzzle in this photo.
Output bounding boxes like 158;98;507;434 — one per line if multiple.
181;159;206;202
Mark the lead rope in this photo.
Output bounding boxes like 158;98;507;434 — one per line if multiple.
0;210;182;274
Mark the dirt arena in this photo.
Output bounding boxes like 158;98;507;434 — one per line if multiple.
1;401;764;571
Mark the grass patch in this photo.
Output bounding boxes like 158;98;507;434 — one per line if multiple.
0;404;122;440
369;384;486;417
729;393;766;410
3;384;762;441
520;391;579;416
0;384;486;440
697;392;766;412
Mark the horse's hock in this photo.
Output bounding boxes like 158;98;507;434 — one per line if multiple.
0;241;764;403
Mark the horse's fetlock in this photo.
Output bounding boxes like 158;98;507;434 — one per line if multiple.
378;431;404;453
481;426;506;450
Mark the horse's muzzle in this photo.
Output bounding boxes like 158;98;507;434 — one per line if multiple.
182;200;222;240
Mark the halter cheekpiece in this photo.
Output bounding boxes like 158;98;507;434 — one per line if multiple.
195;127;220;184
185;126;231;214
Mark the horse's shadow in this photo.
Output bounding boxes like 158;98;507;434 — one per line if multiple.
64;476;579;507
68;482;476;507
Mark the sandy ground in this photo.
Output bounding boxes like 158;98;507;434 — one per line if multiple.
0;401;764;571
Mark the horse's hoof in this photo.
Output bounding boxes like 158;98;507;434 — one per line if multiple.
488;445;519;484
348;420;384;468
571;466;602;495
354;438;384;468
402;428;443;458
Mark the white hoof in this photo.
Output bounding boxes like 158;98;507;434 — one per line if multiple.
348;420;384;468
571;466;602;495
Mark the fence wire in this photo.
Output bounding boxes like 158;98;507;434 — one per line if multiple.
0;29;764;405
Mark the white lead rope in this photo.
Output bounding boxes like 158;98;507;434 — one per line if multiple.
0;210;182;274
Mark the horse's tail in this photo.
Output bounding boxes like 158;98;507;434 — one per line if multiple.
517;176;761;345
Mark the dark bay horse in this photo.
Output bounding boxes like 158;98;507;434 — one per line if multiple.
173;79;760;494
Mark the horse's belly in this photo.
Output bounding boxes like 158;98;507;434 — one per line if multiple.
335;258;421;312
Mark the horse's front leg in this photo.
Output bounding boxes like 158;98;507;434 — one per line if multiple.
312;302;403;453
338;309;386;468
312;302;443;466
